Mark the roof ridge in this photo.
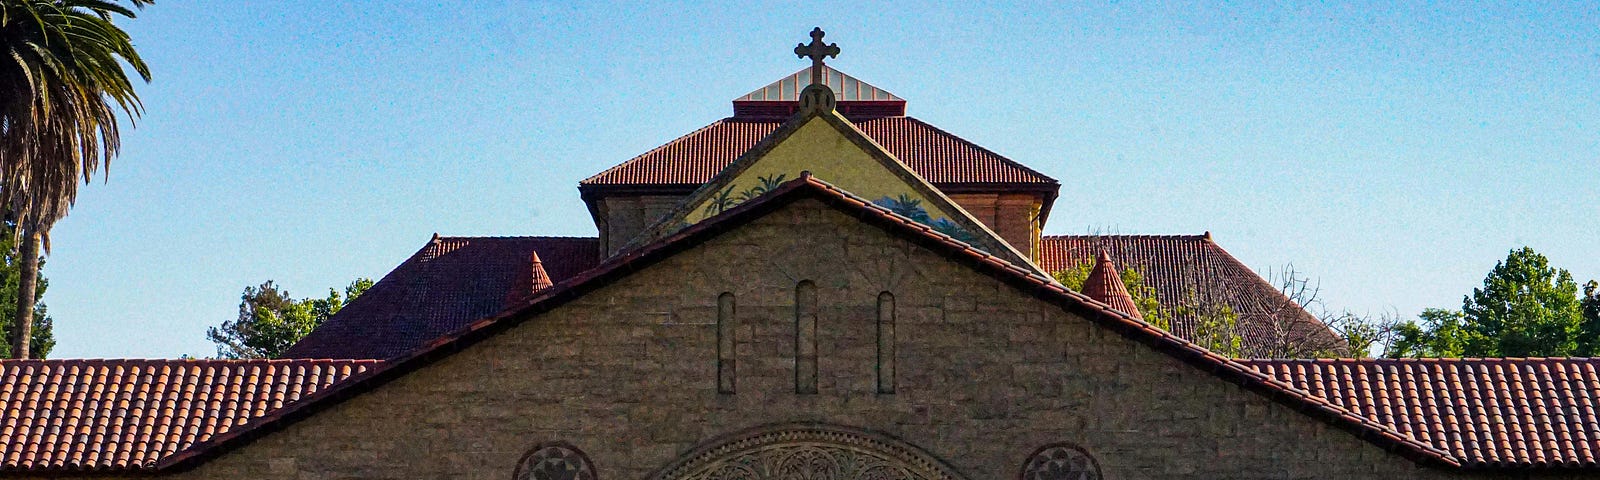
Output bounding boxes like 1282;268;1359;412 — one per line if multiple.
1194;237;1347;355
580;116;1059;187
432;235;598;241
580;118;735;185
1241;357;1600;363
0;358;382;365
1043;233;1208;240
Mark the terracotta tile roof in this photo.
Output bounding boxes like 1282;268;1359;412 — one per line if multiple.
1040;235;1343;357
579;117;1057;188
13;175;1594;473
0;359;377;473
1081;252;1143;320
506;251;555;306
284;234;1331;361
1245;358;1600;469
280;236;599;360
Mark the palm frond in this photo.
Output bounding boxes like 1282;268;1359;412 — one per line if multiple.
0;0;152;233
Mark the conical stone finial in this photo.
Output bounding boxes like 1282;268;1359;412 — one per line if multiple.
1081;251;1143;320
527;251;553;293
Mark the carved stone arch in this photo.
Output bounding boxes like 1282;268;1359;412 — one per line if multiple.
648;423;970;480
512;441;597;480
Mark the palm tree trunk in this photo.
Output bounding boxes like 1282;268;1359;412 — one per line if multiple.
11;229;40;359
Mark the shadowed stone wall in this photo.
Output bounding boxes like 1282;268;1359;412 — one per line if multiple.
596;194;687;256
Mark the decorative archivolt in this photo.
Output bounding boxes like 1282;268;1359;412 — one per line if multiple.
649;424;968;480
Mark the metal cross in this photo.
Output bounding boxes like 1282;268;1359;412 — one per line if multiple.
794;27;840;86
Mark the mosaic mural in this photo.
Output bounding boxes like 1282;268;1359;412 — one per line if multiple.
872;194;978;245
704;174;788;216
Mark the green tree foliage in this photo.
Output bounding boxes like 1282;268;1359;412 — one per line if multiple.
1581;281;1600;355
206;278;373;359
1389;247;1586;358
1053;261;1243;356
1325;311;1397;358
1389;309;1469;358
0;220;52;358
1053;261;1170;330
1187;303;1242;357
1;0;154;358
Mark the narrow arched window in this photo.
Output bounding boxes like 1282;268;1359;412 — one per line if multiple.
877;291;896;394
717;292;737;394
795;280;818;394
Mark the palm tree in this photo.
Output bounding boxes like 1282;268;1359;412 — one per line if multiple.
1;0;152;358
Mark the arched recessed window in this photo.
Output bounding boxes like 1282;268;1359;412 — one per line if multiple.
1020;443;1100;480
717;292;737;394
877;291;896;394
794;281;818;394
514;442;597;480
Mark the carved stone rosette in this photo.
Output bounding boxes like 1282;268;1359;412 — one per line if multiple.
650;424;968;480
513;442;597;480
1018;443;1100;480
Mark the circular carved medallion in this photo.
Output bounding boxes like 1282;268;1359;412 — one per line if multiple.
513;442;597;480
650;424;969;480
1019;443;1100;480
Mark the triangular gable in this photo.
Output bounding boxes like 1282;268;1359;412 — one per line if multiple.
625;105;1043;272
144;176;1460;473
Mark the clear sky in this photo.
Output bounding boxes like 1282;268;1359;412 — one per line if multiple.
43;1;1600;358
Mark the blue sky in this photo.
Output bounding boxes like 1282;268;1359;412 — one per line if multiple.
43;1;1600;358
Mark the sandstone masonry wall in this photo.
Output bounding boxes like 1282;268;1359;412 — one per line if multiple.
596;194;687;256
39;199;1587;479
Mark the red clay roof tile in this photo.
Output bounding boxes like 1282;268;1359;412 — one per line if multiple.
284;234;1328;361
1041;235;1343;357
0;359;376;472
1245;358;1600;468
281;237;599;360
579;117;1057;188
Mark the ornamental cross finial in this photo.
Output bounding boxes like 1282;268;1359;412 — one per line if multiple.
794;27;840;86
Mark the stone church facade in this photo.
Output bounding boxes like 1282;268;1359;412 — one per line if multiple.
3;32;1599;479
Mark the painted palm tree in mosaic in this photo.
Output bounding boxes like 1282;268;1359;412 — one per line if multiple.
0;0;152;357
